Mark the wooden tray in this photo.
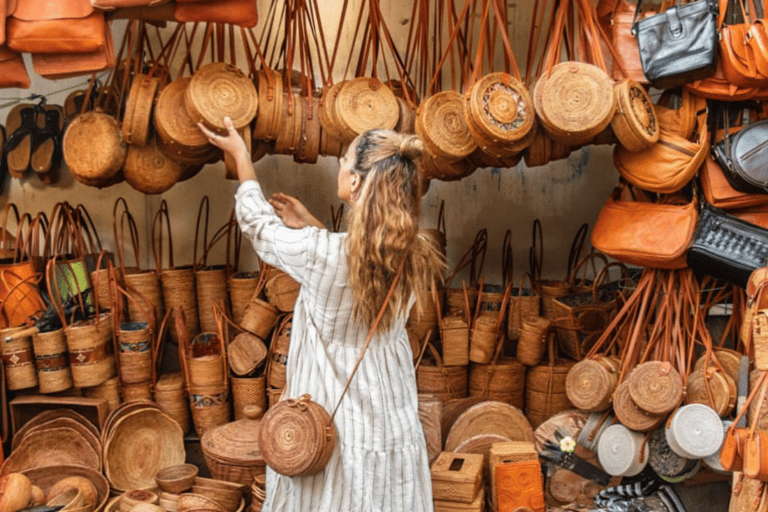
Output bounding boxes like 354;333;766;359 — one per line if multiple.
10;395;109;434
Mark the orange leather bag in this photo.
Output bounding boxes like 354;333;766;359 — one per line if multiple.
614;94;708;194
90;0;169;10
5;0;106;54
0;46;30;89
174;0;258;28
31;19;115;79
719;0;768;88
591;183;698;269
741;372;768;480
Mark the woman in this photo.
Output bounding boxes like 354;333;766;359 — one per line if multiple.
199;117;444;512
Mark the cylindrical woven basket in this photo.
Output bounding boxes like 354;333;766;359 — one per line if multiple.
626;361;684;415
186;333;226;388
228;272;258;326
251;68;283;141
1;326;38;391
272;93;304;156
124;271;164;326
415;91;477;163
83;375;121;414
468;359;525;409
564;355;619;412
155;372;190;434
685;367;735;418
231;376;266;421
123;143;186;195
266;319;291;390
121;381;153;402
441;316;469;367
196;266;230;334
65;314;116;388
188;383;230;437
516;316;551;366
469;315;501;364
240;297;278;340
185;62;258;136
445;287;477;317
264;270;300;313
507;286;540;342
416;364;468;403
334;77;399;141
525;359;574;428
90;266;118;312
33;328;73;393
162;267;199;344
121;74;161;147
117;321;153;385
318;81;347;142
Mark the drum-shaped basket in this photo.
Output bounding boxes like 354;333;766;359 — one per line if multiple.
685;367;736;418
626;361;684;415
333;77;399;142
231;376;266;421
252;68;283;141
533;62;616;147
122;74;161;146
264;270;300;313
200;406;266;485
612;380;666;432
415;91;477;163
196;266;229;335
103;407;186;492
123;143;186;195
468;359;526;410
240;296;279;340
64;314;117;388
227;272;259;326
610;79;659;152
63;111;127;187
32;328;73;393
155;372;190;434
185;62;258;135
416;363;468;403
565;356;619;413
228;332;267;377
1;326;38;391
154;78;211;155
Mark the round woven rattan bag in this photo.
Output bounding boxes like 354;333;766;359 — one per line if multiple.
154;78;211;154
63;110;127;187
334;77;399;142
465;72;536;158
185;62;258;135
318;81;347;142
258;394;336;477
416;91;477;163
533;62;615;147
610;79;659;152
252;68;283;141
123;143;186;194
122;74;161;146
627;361;684;415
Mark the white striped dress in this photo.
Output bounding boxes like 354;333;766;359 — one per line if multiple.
235;181;434;512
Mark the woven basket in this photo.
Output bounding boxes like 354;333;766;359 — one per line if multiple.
266;316;291;390
626;361;684;415
444;401;534;453
124;270;164;326
252;68;283;141
468;315;500;364
468;359;525;409
522;125;573;167
264;270;300;313
117;321;153;385
227;272;258;326
416;345;468;402
187;382;230;437
294;94;322;164
507;277;540;341
196;266;229;334
533;62;616;146
334;77;399;141
1;326;38;391
685;366;736;418
318;81;346;142
440;315;469;367
186;332;226;388
154;78;211;154
240;297;278;340
231;376;266;421
610;79;659;152
122;74;161;146
32;328;73;393
415;91;477;163
394;96;416;134
228;332;267;377
185;62;258;135
162;266;199;344
524;358;574;428
612;379;666;432
123;143;186;195
155;372;190;434
83;375;121;414
516;316;551;366
65;313;116;388
258;393;336;477
318;126;344;158
200;406;266;485
564;355;619;412
465;72;536;158
121;381;153;402
63;111;127;187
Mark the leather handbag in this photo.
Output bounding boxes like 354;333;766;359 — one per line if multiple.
174;0;258;27
591;183;698;269
632;0;719;89
6;0;106;54
712;111;768;194
90;0;169;9
719;0;768;88
687;201;768;287
0;46;30;89
722;371;768;472
31;18;115;79
700;153;768;210
614;93;708;194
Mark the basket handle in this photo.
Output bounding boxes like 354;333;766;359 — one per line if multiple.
0;270;44;328
331;204;344;233
0;203;20;261
152;200;175;274
193;196;210;271
113;199;140;275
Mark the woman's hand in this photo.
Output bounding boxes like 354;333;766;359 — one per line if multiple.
198;117;254;182
268;192;325;229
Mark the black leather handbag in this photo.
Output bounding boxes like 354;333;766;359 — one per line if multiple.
712;114;768;194
632;0;719;89
687;201;768;288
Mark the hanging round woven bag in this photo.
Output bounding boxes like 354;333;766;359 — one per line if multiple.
154;78;212;154
533;62;616;146
185;62;258;135
122;74;161;146
610;79;659;152
612;379;666;432
123;143;186;195
252;68;283;141
334;77;399;142
465;72;536;158
318;81;347;142
63;110;127;187
564;356;618;413
416;91;477;163
626;361;684;415
258;393;337;477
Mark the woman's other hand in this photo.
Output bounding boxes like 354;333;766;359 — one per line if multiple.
269;192;325;229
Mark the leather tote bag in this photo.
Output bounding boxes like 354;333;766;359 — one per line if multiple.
632;0;719;88
6;0;106;54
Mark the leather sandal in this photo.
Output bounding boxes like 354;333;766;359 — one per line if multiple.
0;125;6;194
3;103;36;178
31;104;64;177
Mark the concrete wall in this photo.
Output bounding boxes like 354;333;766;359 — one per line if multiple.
0;1;619;285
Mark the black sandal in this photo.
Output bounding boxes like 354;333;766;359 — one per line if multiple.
31;106;63;176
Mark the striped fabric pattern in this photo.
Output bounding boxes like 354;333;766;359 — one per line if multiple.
235;181;434;512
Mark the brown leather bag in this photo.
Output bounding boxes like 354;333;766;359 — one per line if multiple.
6;0;106;54
90;0;169;9
701;150;768;211
719;0;768;88
0;46;30;89
591;183;698;269
31;19;115;79
174;0;258;27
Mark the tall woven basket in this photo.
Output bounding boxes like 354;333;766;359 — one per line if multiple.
32;327;73;393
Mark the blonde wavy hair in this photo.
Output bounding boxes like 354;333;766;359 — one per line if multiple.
346;129;445;333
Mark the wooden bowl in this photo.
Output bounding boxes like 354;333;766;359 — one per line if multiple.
155;464;198;494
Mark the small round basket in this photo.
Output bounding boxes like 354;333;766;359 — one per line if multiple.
63;110;127;187
122;74;161;146
334;77;399;141
123;143;186;195
610;79;659;152
415;91;477;163
155;464;198;494
185;62;258;135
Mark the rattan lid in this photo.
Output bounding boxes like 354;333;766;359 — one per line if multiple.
1;426;101;475
63;111;126;185
610;79;658;152
154;78;210;151
612;380;665;432
665;403;724;459
534;62;615;146
627;361;684;415
466;72;535;147
416;91;477;162
444;401;534;452
123;143;186;195
334;77;399;141
565;358;616;412
597;424;649;477
185;62;258;135
228;332;267;377
200;406;264;465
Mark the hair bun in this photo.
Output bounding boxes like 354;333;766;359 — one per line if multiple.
397;135;424;160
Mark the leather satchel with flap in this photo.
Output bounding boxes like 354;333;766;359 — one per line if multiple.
591;183;698;269
6;0;106;54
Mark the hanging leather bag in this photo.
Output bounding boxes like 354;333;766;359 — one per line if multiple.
632;0;719;89
0;46;30;89
712;105;768;194
6;0;106;54
174;0;258;28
